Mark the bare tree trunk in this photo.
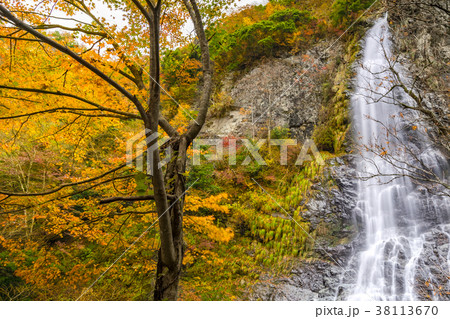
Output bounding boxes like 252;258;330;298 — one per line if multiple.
154;137;188;300
153;0;213;300
143;1;180;300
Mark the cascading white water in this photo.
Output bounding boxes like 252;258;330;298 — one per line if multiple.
347;15;450;301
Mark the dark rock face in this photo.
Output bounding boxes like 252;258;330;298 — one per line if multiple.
249;156;358;300
228;53;325;141
389;0;450;152
249;261;343;301
414;226;450;301
303;156;357;231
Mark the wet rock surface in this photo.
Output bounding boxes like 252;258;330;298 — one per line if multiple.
249;260;343;301
249;156;358;301
414;225;450;301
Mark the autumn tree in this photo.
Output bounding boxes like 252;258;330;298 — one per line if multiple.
329;0;375;27
0;0;231;300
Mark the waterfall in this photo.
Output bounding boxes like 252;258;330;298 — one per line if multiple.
346;15;450;301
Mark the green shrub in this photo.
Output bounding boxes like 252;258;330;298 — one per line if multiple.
210;8;315;70
330;0;375;27
0;263;25;300
244;161;263;178
270;127;291;139
209;92;234;118
188;162;222;193
313;124;335;152
269;8;312;24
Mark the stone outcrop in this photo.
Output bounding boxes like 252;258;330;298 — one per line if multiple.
388;0;450;149
202;41;341;142
249;155;358;301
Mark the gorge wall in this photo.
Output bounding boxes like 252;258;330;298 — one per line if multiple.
202;0;449;301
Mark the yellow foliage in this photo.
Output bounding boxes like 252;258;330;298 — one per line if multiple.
185;216;234;243
185;193;230;214
170;104;192;134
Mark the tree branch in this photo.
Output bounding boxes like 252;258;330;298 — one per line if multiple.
0;163;127;197
130;0;152;25
0;35;43;42
0;4;150;126
0;85;141;120
183;0;213;141
33;24;106;37
99;194;176;204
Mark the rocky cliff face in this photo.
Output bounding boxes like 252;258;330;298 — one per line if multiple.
389;0;449;79
248;155;358;300
388;0;449;148
202;41;341;142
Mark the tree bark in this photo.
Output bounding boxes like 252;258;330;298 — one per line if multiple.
154;137;188;300
143;1;180;300
152;0;213;300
